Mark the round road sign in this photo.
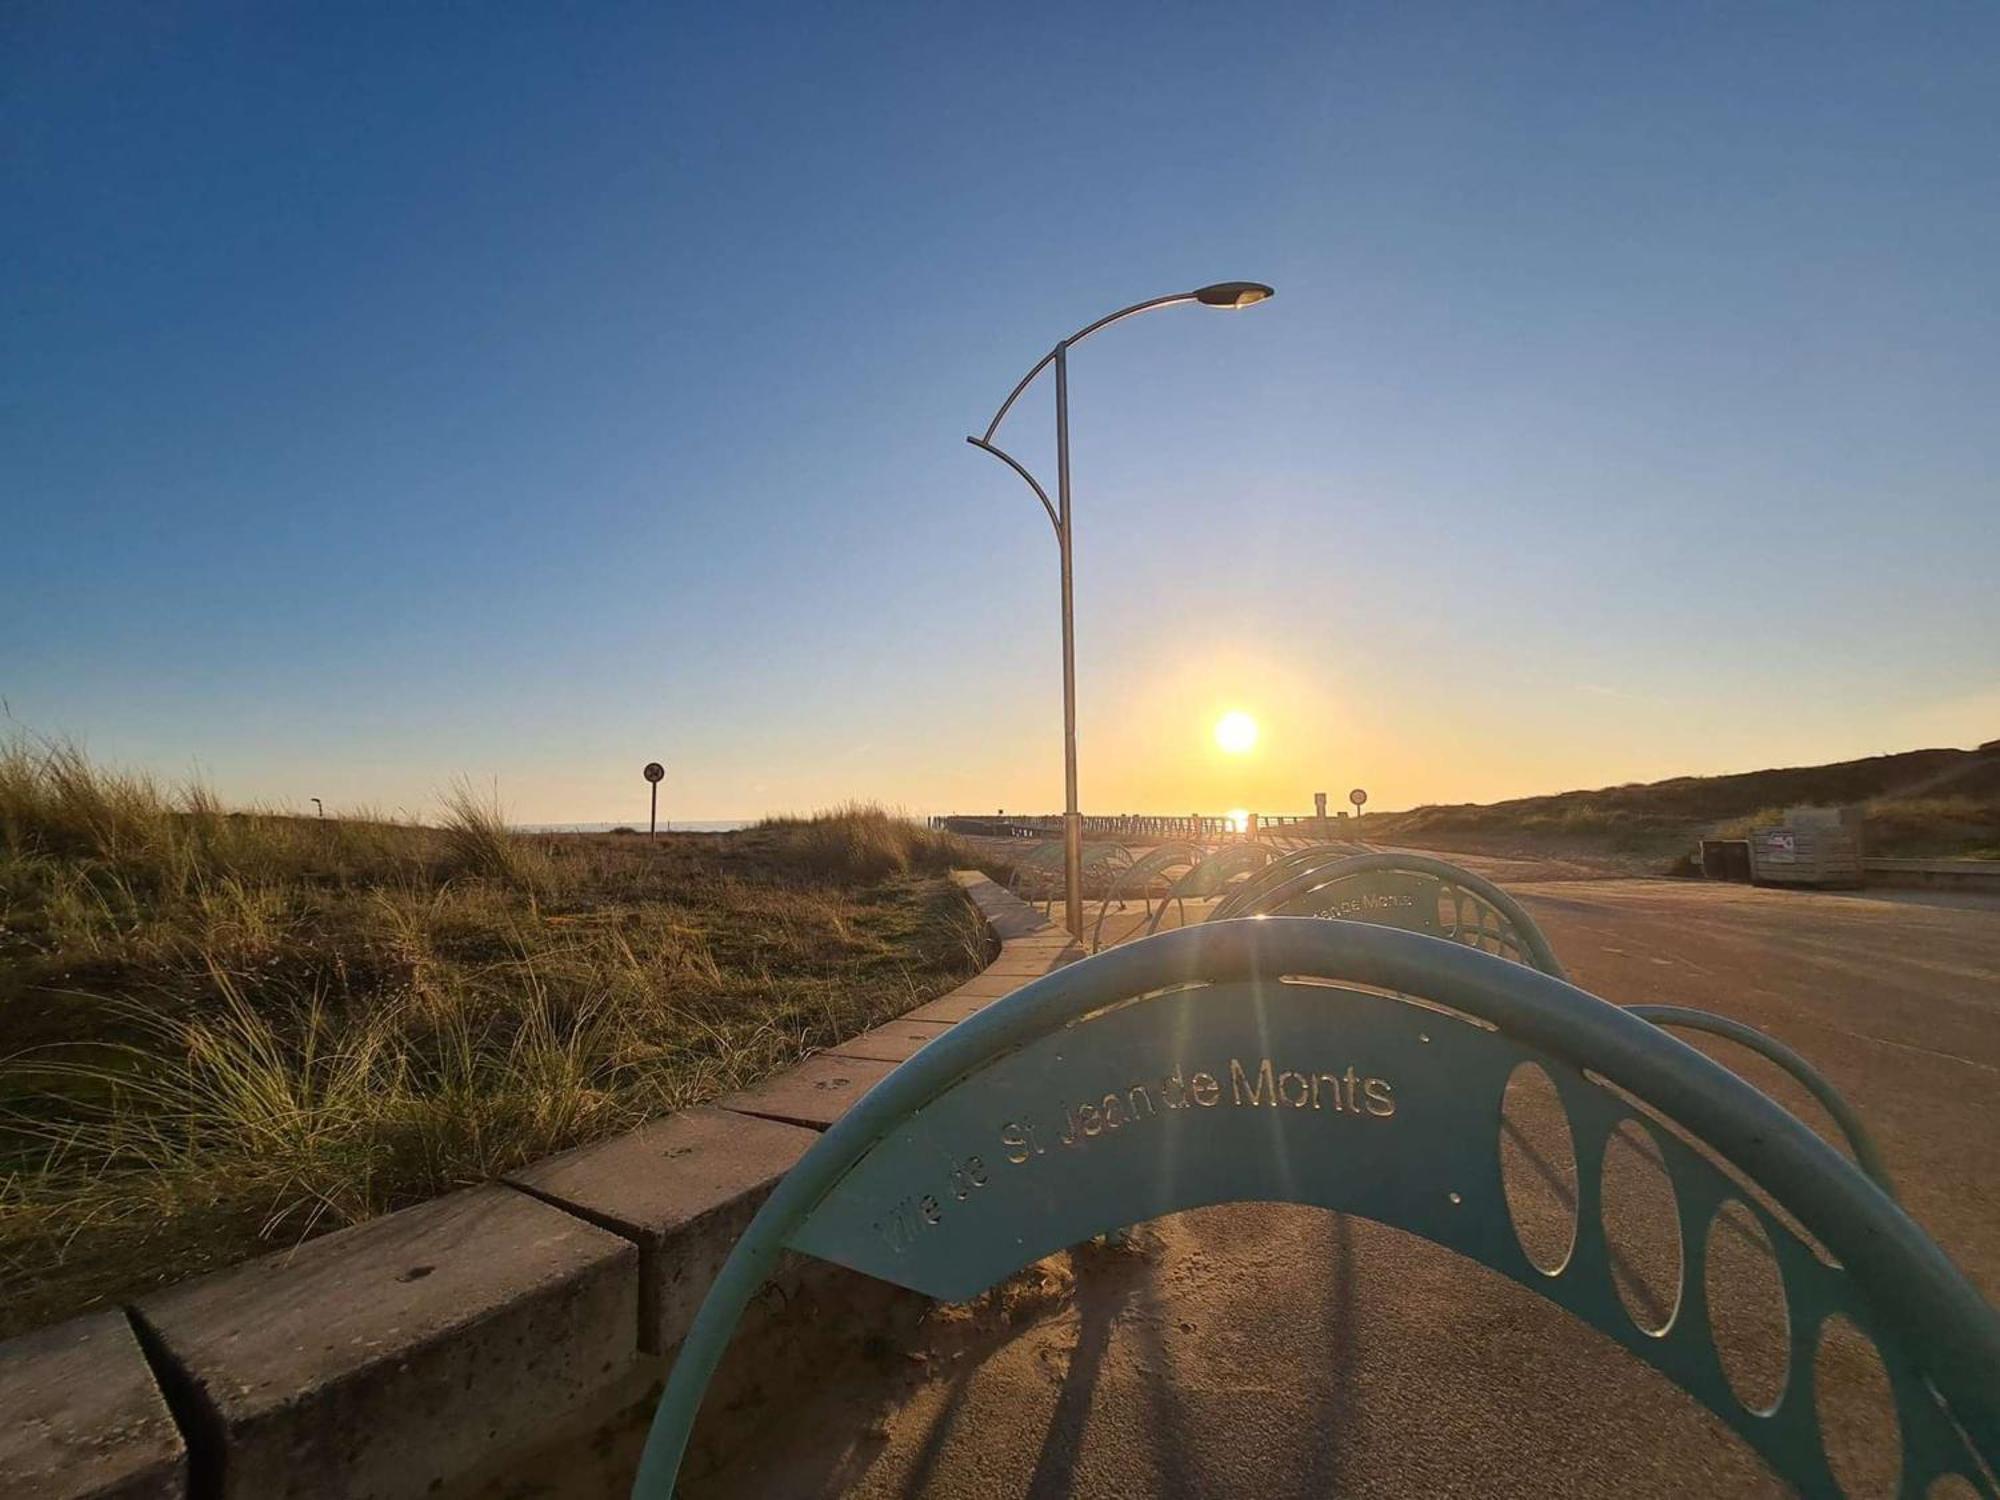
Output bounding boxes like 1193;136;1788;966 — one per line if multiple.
1349;787;1367;809
643;762;665;784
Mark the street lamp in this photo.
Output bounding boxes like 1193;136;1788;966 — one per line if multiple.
967;280;1275;938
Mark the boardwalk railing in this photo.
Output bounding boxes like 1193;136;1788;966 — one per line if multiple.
934;811;1357;840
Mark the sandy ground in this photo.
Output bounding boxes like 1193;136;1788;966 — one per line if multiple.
493;871;2000;1498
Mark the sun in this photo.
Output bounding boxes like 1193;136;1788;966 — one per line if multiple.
1214;710;1259;755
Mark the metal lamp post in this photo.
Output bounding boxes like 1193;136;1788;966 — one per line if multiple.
967;280;1274;937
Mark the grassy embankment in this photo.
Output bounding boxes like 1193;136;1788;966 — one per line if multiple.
0;742;986;1338
1362;743;2000;868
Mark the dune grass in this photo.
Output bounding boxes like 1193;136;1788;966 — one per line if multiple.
1370;744;2000;866
0;740;988;1337
755;802;973;884
1713;796;2000;859
1854;796;2000;859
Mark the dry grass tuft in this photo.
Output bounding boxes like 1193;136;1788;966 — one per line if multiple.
0;740;987;1335
439;779;557;891
756;803;974;884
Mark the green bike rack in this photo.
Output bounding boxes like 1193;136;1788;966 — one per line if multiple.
1202;839;1374;922
1088;841;1204;952
1627;1004;1898;1200
1008;840;1133;918
1212;849;1571;978
1001;839;1066;901
1138;841;1275;931
1207;851;1895;1199
632;919;2000;1498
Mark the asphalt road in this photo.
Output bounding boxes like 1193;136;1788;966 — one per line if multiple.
686;875;2000;1499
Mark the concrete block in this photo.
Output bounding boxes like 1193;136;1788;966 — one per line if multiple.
0;1311;185;1500
961;879;1028;907
944;972;1032;999
980;949;1083;977
824;1018;952;1064
985;906;1060;940
135;1184;636;1500
1000;938;1088;959
715;1053;896;1131
508;1107;816;1354
901;969;1042;1022
952;873;1061;939
901;987;1001;1024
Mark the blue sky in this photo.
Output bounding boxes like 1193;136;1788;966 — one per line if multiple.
6;2;1996;821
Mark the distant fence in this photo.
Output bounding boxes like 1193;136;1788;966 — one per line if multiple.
933;811;1355;841
1862;857;2000;892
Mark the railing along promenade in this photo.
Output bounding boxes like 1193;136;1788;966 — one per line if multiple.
932;811;1354;840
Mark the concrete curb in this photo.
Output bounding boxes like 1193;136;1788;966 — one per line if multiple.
0;1311;185;1500
133;1187;637;1500
1;872;1073;1500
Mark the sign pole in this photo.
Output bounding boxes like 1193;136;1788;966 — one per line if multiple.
643;762;666;842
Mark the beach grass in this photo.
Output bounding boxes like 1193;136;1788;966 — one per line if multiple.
0;738;987;1336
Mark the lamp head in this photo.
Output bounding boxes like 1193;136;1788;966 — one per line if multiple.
1194;281;1274;309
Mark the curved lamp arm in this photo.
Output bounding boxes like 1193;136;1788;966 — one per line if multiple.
964;435;1060;538
964;281;1272;534
976;290;1201;444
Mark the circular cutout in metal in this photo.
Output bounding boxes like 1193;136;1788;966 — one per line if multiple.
1815;1314;1901;1500
1705;1199;1790;1415
1499;1061;1578;1276
1601;1118;1682;1336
